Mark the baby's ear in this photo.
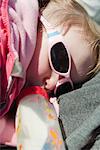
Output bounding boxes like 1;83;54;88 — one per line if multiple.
45;71;59;90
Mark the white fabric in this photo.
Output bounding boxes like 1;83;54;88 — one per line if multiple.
76;0;100;24
16;94;65;150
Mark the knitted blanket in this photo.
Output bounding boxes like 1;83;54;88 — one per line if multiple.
60;72;100;150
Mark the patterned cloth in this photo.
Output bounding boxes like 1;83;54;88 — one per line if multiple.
16;86;65;150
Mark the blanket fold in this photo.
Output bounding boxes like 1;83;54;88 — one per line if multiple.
0;0;39;117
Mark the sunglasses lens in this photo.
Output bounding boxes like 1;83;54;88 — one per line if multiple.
51;42;69;73
56;82;73;97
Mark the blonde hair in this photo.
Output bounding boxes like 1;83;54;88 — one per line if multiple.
42;0;100;77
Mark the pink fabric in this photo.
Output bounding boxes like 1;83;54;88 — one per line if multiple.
0;0;39;117
0;117;16;146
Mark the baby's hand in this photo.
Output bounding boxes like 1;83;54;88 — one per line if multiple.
44;71;59;90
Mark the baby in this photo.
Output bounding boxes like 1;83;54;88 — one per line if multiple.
0;0;100;149
26;0;100;94
16;0;100;149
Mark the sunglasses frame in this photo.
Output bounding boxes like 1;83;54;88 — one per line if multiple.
40;15;74;94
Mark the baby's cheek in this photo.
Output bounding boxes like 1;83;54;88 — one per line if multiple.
71;58;93;83
38;64;51;80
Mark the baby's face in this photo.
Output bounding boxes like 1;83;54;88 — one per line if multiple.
37;26;94;82
27;24;95;90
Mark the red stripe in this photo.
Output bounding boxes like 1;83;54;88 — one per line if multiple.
17;86;49;103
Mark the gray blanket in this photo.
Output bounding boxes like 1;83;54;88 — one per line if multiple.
59;72;100;150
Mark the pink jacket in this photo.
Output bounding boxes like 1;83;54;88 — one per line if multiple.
0;0;39;117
